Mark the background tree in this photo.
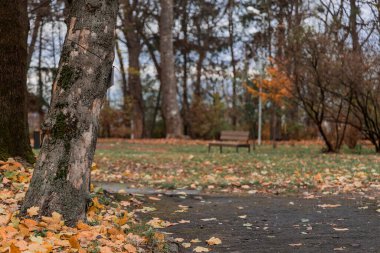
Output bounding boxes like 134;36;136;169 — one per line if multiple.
0;0;35;163
160;0;183;137
21;0;118;225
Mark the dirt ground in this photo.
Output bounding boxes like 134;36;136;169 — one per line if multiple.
139;193;380;253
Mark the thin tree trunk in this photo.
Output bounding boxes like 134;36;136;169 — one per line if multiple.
115;37;128;106
38;20;45;128
349;0;360;53
21;0;118;226
181;1;190;135
160;0;183;138
150;86;162;137
126;41;145;139
228;0;238;129
0;0;35;163
122;5;145;139
27;14;42;70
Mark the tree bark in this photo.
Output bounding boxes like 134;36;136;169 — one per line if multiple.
160;0;183;138
21;0;118;226
0;0;35;163
228;0;238;129
115;37;129;105
122;3;145;139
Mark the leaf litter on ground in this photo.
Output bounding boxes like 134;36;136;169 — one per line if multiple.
0;158;167;253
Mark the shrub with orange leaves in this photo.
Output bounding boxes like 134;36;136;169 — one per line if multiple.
244;65;292;106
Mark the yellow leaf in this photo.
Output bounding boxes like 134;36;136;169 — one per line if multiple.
92;197;104;209
193;246;210;252
206;236;222;245
117;212;128;226
27;206;39;217
91;162;98;171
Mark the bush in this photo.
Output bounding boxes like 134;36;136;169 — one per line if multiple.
99;104;130;138
188;94;227;139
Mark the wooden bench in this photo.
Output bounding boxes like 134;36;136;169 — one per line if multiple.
208;131;251;153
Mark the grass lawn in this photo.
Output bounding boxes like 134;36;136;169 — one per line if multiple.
92;139;380;195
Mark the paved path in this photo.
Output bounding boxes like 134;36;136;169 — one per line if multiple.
140;194;379;253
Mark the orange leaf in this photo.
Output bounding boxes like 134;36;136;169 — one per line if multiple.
9;243;21;253
69;235;81;249
124;244;137;253
77;220;91;230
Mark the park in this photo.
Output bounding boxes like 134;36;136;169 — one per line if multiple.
0;0;379;252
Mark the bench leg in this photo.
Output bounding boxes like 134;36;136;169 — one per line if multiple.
248;146;251;153
236;146;239;153
220;146;222;153
208;145;211;153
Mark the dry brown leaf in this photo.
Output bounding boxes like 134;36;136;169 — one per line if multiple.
193;246;210;252
289;243;302;247
27;206;39;217
318;204;341;209
182;243;191;248
333;228;349;231
68;235;81;249
100;246;113;253
206;236;222;245
77;220;91;230
124;244;137;253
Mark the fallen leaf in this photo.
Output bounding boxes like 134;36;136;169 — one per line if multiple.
201;218;217;221
100;246;113;253
206;236;222;245
9;243;21;253
333;228;349;231
124;244;137;253
238;215;247;219
27;206;39;217
193;246;210;252
289;243;302;247
182;243;191;248
190;238;201;243
318;204;341;208
69;235;80;249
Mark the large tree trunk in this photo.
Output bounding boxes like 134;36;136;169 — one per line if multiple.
21;0;118;226
0;0;35;163
160;0;183;138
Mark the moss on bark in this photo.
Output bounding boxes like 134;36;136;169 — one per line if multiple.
57;65;80;90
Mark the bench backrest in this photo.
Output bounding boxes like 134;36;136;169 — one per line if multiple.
220;131;249;142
